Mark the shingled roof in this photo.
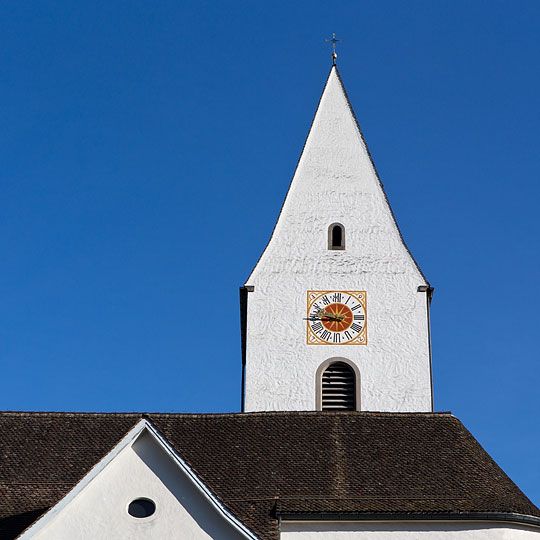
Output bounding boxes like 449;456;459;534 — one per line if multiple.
1;411;539;539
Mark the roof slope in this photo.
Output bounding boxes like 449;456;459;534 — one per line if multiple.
1;411;538;539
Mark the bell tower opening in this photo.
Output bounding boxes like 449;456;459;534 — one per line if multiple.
316;359;359;411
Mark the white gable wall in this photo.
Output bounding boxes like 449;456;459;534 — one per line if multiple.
244;68;432;412
281;520;540;539
30;430;247;540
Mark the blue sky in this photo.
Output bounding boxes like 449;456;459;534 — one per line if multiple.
1;1;539;505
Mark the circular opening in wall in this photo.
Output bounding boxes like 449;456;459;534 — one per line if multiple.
128;498;156;518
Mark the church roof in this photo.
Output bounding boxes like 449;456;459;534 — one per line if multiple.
1;411;539;539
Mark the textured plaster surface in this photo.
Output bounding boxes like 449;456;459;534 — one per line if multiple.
31;431;246;540
281;520;540;539
245;67;431;412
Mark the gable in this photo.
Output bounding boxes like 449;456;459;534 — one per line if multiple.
20;424;255;540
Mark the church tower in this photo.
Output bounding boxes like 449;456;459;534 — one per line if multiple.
241;66;433;413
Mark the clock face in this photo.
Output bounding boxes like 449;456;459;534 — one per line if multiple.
307;291;367;345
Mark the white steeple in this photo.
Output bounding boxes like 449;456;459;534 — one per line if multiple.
241;66;433;413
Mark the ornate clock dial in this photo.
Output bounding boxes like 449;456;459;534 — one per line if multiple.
307;291;367;345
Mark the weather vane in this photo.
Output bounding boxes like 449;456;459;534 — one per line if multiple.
325;33;342;65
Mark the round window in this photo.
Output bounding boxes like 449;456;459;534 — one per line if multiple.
128;498;156;518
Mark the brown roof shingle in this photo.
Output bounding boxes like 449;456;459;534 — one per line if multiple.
1;411;538;539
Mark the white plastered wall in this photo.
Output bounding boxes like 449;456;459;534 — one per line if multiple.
281;520;540;539
30;430;247;540
244;67;431;412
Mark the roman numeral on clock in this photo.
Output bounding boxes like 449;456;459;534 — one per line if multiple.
351;323;363;333
332;292;342;302
311;322;323;334
354;314;365;320
351;304;363;311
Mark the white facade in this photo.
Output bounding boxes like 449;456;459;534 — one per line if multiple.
244;67;432;413
22;422;255;540
281;520;540;539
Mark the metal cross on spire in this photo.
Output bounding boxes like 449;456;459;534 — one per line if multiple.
325;33;342;65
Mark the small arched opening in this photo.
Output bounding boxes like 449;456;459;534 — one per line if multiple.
316;358;360;411
328;223;345;250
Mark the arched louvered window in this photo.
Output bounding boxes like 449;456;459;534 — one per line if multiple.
328;223;345;250
321;361;356;410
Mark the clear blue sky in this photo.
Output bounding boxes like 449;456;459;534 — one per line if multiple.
1;1;539;505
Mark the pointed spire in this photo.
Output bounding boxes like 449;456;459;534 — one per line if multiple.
247;64;428;287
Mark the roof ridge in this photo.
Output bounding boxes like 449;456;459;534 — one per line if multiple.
0;411;145;417
0;410;454;418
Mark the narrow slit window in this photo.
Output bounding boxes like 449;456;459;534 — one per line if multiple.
321;361;356;410
328;223;345;250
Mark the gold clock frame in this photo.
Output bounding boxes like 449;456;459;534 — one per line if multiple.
306;290;367;345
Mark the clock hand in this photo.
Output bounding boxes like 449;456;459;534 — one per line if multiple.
328;313;346;322
311;308;345;322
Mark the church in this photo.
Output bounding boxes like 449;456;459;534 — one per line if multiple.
1;60;539;539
